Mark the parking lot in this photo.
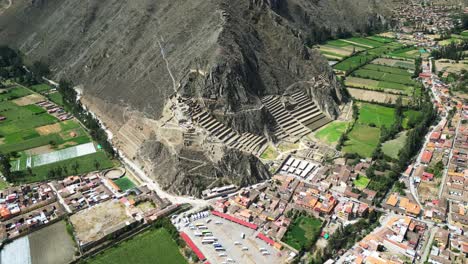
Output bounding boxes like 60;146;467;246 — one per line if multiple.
178;213;290;264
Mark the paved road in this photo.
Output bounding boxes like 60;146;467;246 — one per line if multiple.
438;116;460;199
420;227;436;263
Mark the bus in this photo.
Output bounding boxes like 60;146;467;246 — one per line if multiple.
202;239;215;244
202;230;212;235
195;223;204;227
198;225;208;230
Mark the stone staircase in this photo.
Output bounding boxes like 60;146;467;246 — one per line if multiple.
288;91;331;131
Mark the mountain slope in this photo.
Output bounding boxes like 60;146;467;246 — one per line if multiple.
0;0;395;195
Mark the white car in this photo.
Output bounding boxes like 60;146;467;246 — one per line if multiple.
234;241;241;245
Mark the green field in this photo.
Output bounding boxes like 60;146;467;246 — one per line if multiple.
367;36;394;43
352;69;416;86
0;87;31;101
30;84;51;93
282;215;322;251
86;228;186;264
388;47;426;59
113;176;136;191
0;101;58;142
382;131;408;159
353;175;370;189
361;64;413;75
358;103;395;128
13;151;114;183
343;124;380;157
346;37;384;48
345;77;413;94
315;121;348;144
334;54;377;72
48;92;64;106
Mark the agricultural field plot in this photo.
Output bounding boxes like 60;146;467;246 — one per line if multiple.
0;221;75;264
343;124;380;158
367;36;394;43
382;131;407;159
48;92;64;106
435;59;468;74
0;101;58;143
353;175;370;189
12;142;97;171
347;88;409;105
352;69;416;86
30;84;52;93
0;86;31;101
314;121;348;145
343;37;384;48
326;39;369;49
28;221;76;264
85;228;187;264
70;200;132;246
333;54;377;73
113;176;136;191
371;58;415;69
282;215;322;251
357;103;396;128
367;42;404;56
345;77;413;95
388;47;427;59
12;93;45;106
361;64;413;75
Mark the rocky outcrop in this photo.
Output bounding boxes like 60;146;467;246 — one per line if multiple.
0;0;396;195
139;140;270;196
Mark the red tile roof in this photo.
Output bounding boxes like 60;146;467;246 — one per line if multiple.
211;210;258;230
257;232;275;245
421;151;433;164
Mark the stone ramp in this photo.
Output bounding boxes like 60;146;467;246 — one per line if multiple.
261;95;310;139
192;107;266;155
288;91;331;131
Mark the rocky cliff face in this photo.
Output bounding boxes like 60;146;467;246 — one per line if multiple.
0;0;396;195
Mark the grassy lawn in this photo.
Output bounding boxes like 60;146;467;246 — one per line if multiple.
11;151;114;183
353;175;370;189
358;103;395;128
260;145;279;160
282;215;322;251
315;121;348;145
86;228;187;264
382;131;408;159
343;124;380;158
113;176;136;191
30;84;51;93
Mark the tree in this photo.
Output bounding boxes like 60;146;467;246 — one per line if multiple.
0;153;12;181
72;161;79;175
94;159;100;171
